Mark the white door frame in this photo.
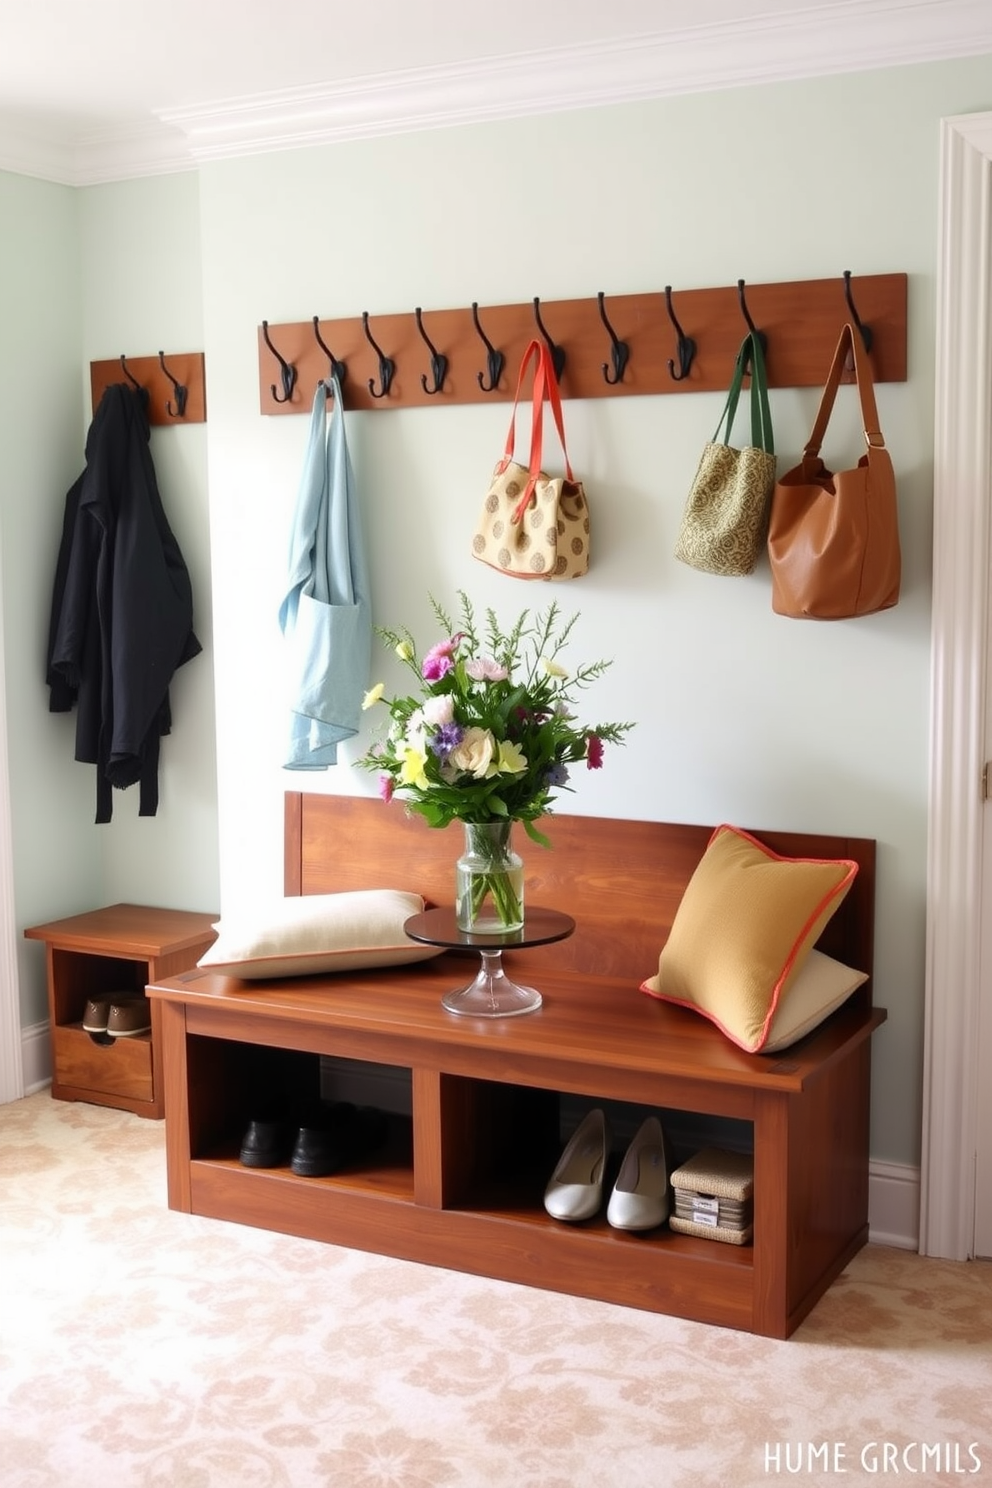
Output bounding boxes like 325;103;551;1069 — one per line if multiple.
920;110;992;1260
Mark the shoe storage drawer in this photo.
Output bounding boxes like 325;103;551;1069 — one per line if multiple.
53;1025;153;1103
25;903;218;1120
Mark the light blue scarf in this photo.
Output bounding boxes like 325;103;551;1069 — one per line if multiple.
279;375;371;768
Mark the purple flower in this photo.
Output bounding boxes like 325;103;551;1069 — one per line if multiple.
429;722;465;762
545;762;570;788
378;774;394;803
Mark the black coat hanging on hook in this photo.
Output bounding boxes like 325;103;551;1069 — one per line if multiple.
45;384;202;822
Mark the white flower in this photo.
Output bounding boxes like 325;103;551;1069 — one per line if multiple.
448;727;496;779
421;694;455;727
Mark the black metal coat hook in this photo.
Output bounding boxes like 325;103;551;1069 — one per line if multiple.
597;292;630;385
533;298;566;382
312;317;347;389
158;351;188;418
471;303;505;392
842;270;874;354
737;280;768;372
362;312;395;399
119;354;142;391
262;321;297;404
414;308;448;395
664;286;696;382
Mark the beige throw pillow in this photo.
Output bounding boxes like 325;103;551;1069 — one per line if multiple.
198;889;443;979
761;948;868;1052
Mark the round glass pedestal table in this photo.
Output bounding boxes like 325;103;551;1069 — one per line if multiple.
404;906;575;1019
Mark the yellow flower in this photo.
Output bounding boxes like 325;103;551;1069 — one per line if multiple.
362;682;385;710
395;640;413;661
542;657;568;679
399;746;429;790
494;739;528;776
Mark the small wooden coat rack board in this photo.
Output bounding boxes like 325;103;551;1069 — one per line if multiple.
90;352;207;426
257;272;907;415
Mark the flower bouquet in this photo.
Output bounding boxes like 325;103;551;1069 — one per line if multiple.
359;593;634;932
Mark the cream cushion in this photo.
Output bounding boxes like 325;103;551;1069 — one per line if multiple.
197;889;443;979
641;824;859;1053
761;949;868;1052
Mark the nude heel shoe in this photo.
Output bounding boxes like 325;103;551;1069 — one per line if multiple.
543;1108;610;1222
606;1115;671;1231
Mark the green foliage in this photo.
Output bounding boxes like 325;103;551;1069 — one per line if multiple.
358;592;634;833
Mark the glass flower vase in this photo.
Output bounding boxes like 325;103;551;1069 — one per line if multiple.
455;821;524;934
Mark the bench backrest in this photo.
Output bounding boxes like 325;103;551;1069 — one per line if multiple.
285;792;875;991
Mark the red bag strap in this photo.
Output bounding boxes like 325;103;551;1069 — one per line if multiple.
499;340;574;525
497;339;543;472
529;341;573;479
804;322;886;458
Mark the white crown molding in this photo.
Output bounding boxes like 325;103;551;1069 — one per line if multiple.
67;123;195;187
2;0;991;185
0;131;76;187
161;0;992;168
0;118;194;188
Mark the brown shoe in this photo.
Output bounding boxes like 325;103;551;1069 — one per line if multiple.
82;997;115;1034
106;998;151;1038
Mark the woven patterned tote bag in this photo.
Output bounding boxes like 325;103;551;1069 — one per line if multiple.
674;332;776;577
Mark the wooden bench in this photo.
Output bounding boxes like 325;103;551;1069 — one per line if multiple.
147;791;884;1338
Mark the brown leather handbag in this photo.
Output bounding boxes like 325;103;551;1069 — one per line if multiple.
767;323;900;619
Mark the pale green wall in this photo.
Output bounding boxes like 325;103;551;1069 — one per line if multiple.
0;169;92;1024
198;54;992;1169
8;51;992;1166
6;169;219;1028
76;174;218;913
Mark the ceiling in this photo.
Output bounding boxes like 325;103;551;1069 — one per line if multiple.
1;0;990;186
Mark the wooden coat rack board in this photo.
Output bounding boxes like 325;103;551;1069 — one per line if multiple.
257;273;907;415
90;352;207;426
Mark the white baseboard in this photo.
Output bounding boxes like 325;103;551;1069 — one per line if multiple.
868;1159;920;1250
21;1020;52;1096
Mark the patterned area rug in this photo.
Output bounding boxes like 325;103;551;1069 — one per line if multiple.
1;1091;991;1488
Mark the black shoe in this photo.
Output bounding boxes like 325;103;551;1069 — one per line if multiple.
290;1102;358;1177
290;1103;389;1177
239;1118;296;1168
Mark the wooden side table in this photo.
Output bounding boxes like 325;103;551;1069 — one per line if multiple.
25;903;217;1119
